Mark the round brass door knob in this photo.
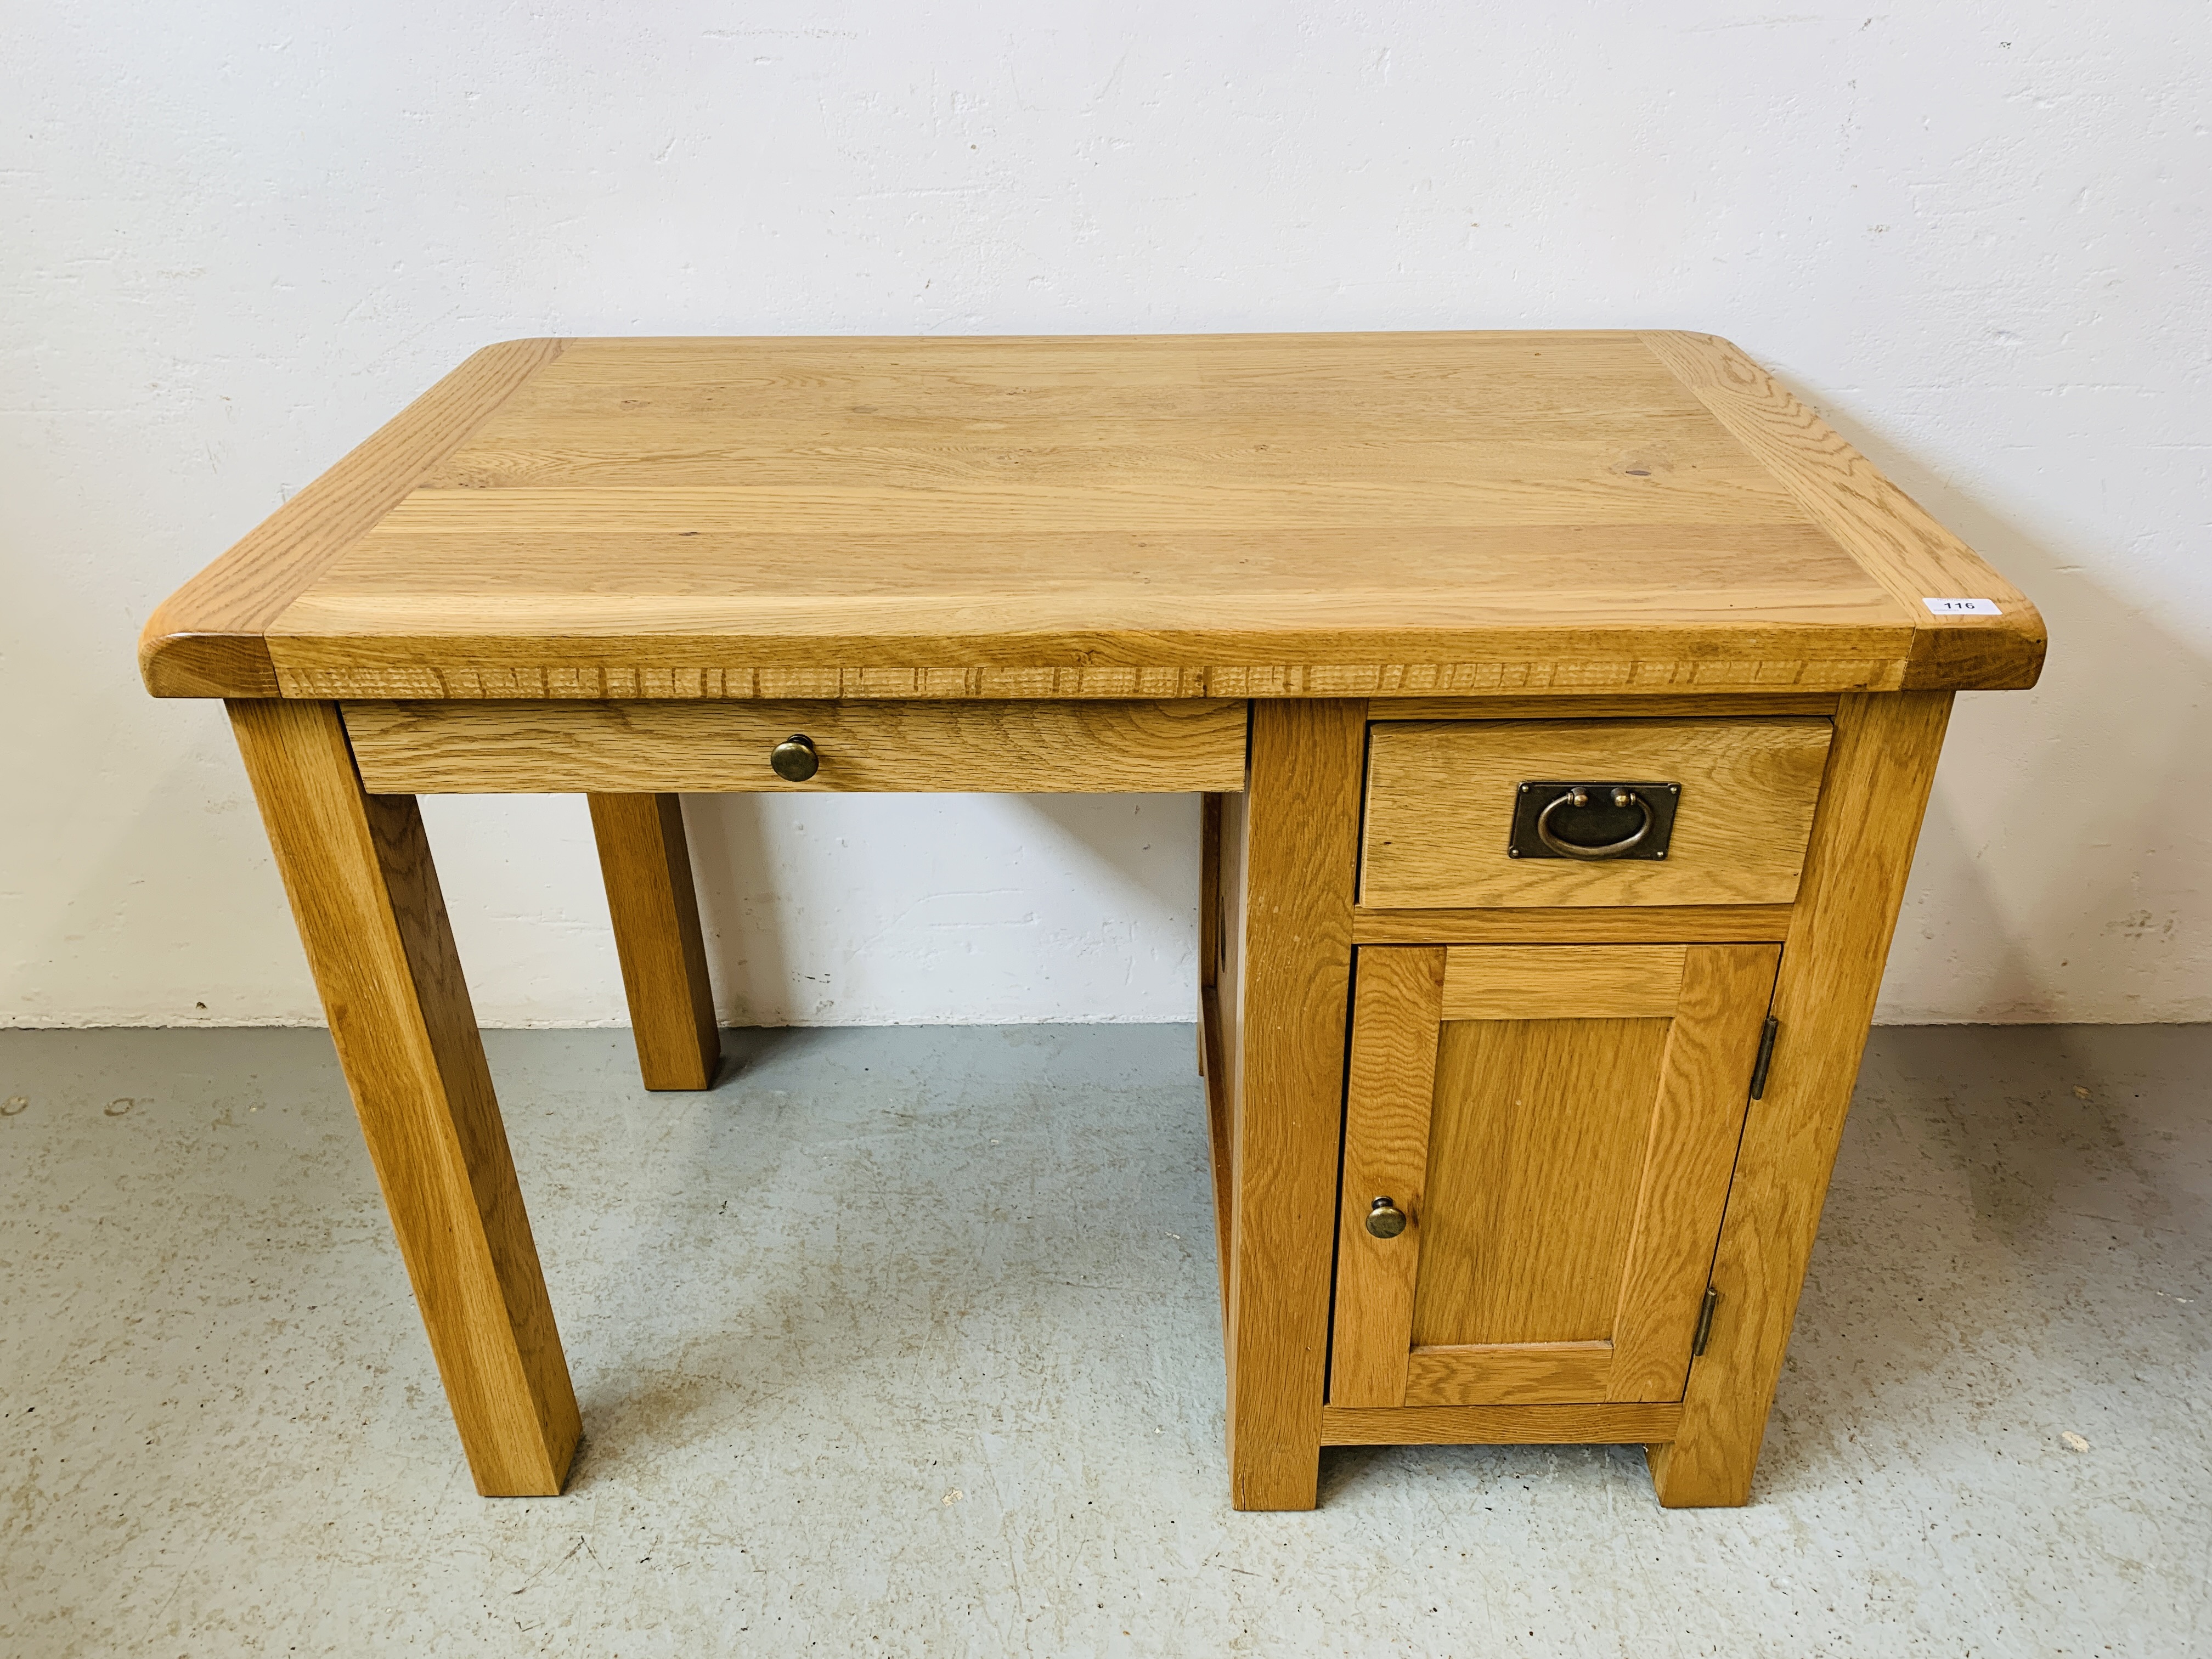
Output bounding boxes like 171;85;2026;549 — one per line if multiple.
1365;1197;1408;1239
770;733;819;782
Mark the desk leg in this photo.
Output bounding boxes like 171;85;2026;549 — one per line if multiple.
1649;691;1953;1506
1223;699;1365;1510
229;698;582;1496
588;793;721;1091
1198;792;1223;1077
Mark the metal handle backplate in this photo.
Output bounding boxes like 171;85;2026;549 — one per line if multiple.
1508;780;1681;862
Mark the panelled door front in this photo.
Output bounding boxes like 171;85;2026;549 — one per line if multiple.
1330;943;1780;1408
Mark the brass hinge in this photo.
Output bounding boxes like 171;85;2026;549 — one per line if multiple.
1748;1015;1780;1099
1691;1285;1720;1358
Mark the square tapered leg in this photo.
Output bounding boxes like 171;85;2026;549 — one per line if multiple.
589;792;721;1091
1648;691;1953;1506
230;698;580;1495
1221;699;1366;1510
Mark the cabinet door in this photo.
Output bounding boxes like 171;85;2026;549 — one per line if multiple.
1330;943;1779;1408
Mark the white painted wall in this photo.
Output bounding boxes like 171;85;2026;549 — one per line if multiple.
4;2;2205;1029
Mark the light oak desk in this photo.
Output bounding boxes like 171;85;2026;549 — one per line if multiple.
140;332;2044;1510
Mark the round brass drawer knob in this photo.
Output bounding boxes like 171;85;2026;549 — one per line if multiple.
1365;1197;1408;1239
770;733;819;782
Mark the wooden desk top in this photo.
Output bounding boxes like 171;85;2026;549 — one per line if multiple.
141;331;2042;702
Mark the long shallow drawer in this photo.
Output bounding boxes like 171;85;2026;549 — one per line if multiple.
344;699;1249;794
1361;717;1832;908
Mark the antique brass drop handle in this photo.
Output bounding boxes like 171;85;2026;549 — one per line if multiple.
1535;786;1652;860
770;733;820;782
1365;1197;1408;1239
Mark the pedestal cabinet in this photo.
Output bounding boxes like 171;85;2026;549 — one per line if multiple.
1201;688;1989;1512
1330;712;1821;1413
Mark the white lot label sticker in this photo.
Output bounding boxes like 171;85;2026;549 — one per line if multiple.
1922;596;2001;616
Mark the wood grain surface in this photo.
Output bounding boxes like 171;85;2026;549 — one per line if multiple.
1321;1402;1682;1446
1649;690;1954;1507
1327;947;1447;1407
142;332;2044;700
1438;944;1689;1020
141;341;563;696
1201;978;1232;1319
588;793;720;1091
1328;942;1779;1415
1205;785;1250;1328
1223;699;1365;1510
1639;332;2045;690
1369;693;1842;721
1402;1341;1618;1407
1199;790;1233;1317
343;698;1249;794
1361;717;1833;908
1199;788;1223;1074
1414;1016;1675;1350
1351;905;1793;944
227;698;579;1494
1605;944;1780;1401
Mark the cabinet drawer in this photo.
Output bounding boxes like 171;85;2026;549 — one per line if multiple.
343;698;1249;794
1360;718;1832;909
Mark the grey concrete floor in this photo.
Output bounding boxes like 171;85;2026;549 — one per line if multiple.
1;1023;2205;1657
